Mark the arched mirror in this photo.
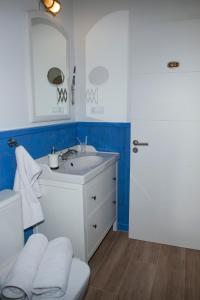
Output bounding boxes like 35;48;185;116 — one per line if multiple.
28;12;70;122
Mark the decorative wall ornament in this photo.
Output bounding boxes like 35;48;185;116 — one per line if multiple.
57;87;68;104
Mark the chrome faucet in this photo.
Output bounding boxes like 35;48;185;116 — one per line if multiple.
60;149;78;160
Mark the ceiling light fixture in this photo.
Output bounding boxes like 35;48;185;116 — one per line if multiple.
41;0;61;16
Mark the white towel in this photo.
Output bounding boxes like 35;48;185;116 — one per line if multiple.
1;234;48;300
14;145;44;229
0;257;18;291
32;237;73;299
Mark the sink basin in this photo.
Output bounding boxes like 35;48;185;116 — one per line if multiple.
64;155;104;171
37;150;119;184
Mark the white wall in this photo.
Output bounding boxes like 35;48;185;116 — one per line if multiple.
85;11;129;122
0;0;74;130
73;0;129;122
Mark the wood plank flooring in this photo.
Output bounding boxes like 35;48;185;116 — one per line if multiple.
83;231;200;300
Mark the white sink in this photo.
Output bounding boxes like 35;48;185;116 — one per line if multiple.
37;151;119;184
64;155;104;171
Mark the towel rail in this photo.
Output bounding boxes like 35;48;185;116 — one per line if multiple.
8;138;18;148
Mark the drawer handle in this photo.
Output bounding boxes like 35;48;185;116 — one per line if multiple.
91;195;96;200
92;224;98;229
112;177;116;181
112;200;116;204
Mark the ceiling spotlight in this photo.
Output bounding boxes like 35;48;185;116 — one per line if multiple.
41;0;61;16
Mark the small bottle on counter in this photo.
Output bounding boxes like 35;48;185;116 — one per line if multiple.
48;146;59;170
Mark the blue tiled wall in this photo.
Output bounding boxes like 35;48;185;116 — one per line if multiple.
0;121;130;239
77;122;130;231
0;123;77;240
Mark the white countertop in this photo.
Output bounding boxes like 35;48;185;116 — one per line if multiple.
37;151;119;185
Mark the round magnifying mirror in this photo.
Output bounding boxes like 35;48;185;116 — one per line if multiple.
89;66;109;85
47;67;65;85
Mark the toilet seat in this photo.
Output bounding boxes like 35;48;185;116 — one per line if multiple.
63;258;90;300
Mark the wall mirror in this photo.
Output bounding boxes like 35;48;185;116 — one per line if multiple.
28;13;70;122
47;67;65;85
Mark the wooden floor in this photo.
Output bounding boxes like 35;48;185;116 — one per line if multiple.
83;230;200;300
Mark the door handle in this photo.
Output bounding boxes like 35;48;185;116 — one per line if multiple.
133;140;149;146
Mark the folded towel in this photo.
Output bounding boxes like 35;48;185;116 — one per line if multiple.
1;234;48;300
14;145;44;229
0;257;18;291
32;237;73;299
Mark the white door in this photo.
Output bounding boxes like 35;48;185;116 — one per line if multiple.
129;18;200;249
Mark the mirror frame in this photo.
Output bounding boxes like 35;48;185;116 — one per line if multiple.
26;11;71;122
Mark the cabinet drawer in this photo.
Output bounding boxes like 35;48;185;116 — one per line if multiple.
85;163;116;216
87;191;116;259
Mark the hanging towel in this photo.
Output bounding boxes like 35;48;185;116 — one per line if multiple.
32;237;73;299
1;234;48;300
14;145;44;229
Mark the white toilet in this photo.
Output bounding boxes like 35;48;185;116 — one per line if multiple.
0;189;90;300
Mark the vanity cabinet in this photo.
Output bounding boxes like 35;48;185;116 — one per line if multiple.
37;162;118;261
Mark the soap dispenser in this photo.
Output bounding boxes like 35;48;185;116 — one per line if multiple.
48;146;59;169
51;146;56;154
